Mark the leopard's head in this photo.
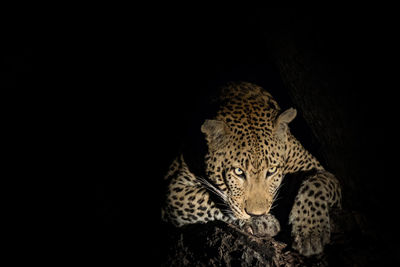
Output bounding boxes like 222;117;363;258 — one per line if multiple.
201;108;297;220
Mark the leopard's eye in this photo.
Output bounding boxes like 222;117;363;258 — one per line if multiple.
234;167;245;177
267;166;277;177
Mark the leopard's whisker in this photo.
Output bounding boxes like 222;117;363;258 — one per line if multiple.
272;181;285;203
197;176;228;203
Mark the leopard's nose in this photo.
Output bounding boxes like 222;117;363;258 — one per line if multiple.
244;207;266;217
244;200;267;217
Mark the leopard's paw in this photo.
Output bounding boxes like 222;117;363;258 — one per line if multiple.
289;200;330;256
240;214;280;237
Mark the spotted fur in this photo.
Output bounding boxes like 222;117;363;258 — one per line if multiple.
162;82;341;256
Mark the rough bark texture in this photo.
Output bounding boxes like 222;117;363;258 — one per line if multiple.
161;188;384;266
161;222;283;267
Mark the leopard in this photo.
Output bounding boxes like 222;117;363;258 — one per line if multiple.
162;82;342;256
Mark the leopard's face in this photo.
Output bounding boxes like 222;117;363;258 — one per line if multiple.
201;85;297;220
203;125;288;220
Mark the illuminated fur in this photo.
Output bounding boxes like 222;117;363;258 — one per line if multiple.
162;82;341;256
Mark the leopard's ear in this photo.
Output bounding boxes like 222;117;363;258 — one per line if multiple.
201;119;231;150
274;108;297;140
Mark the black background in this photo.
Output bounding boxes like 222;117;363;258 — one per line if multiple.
4;7;397;265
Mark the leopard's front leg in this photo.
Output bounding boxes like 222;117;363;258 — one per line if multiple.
162;156;233;227
289;171;341;256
